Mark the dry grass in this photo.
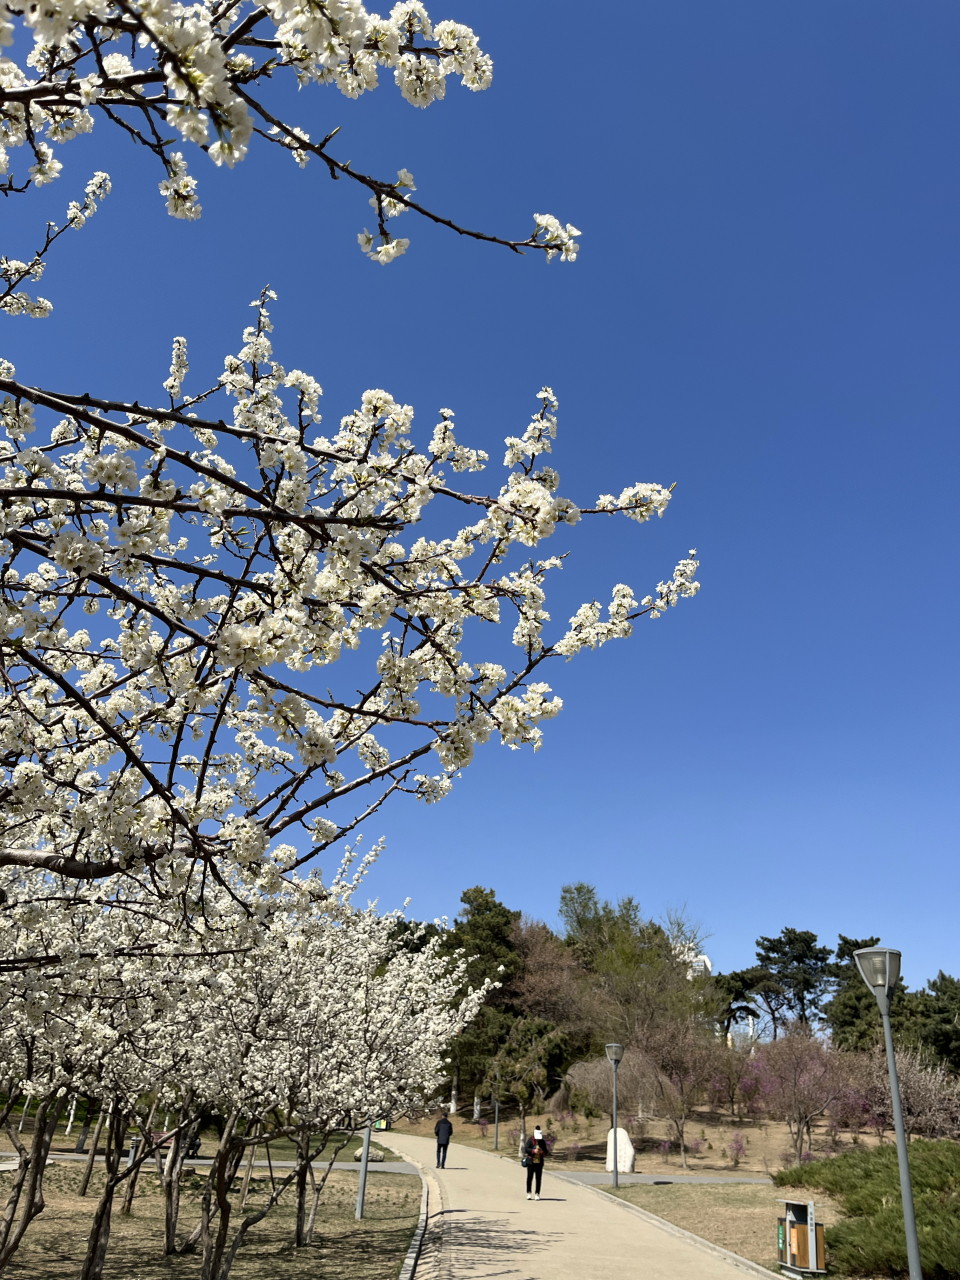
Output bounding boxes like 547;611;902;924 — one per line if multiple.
606;1181;842;1274
394;1108;883;1177
1;1161;420;1280
5;1120;398;1167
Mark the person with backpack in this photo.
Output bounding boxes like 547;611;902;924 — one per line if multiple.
434;1112;453;1168
523;1127;548;1200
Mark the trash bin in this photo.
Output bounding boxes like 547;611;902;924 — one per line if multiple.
777;1199;825;1276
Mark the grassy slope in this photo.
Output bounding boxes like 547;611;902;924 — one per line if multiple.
604;1181;842;1275
775;1141;960;1278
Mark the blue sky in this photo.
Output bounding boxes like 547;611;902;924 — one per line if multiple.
4;1;958;987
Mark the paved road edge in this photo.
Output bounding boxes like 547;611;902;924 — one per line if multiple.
547;1168;778;1280
384;1141;441;1280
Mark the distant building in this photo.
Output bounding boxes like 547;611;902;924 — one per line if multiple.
675;943;712;979
689;953;712;978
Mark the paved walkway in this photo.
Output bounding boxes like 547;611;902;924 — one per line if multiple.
387;1133;759;1280
562;1169;771;1187
0;1149;417;1174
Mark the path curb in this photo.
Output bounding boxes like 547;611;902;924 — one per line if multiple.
384;1142;437;1280
547;1168;778;1280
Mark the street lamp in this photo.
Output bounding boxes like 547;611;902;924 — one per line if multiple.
355;1120;372;1220
494;1065;500;1152
854;947;921;1280
605;1044;624;1189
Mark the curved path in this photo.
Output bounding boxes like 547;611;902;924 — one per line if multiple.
387;1133;762;1280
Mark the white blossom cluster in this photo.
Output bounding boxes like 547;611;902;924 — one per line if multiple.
0;292;698;894
0;170;110;316
0;854;484;1273
0;0;574;263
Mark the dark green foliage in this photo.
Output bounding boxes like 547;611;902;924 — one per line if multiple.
907;974;960;1074
714;969;761;1035
442;886;522;994
822;934;885;1051
824;939;960;1072
717;928;834;1039
439;887;523;1099
484;1017;567;1119
756;927;833;1028
558;882;665;968
775;1141;960;1277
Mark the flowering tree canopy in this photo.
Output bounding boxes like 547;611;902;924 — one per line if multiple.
0;0;580;268
0;4;702;1273
0;857;484;1274
0;291;699;899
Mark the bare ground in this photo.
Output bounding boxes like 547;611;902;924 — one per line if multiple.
394;1106;883;1177
1;1161;420;1280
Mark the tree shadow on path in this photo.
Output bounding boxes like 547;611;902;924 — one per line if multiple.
438;1210;565;1279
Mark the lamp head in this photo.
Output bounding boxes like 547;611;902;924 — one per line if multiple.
854;947;901;1016
605;1043;624;1064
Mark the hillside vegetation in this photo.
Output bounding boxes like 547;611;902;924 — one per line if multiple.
775;1141;960;1278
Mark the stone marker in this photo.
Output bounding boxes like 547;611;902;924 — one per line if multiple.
605;1127;635;1173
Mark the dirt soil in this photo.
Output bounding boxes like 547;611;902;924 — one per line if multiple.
606;1181;843;1275
29;1125;400;1166
1;1161;420;1279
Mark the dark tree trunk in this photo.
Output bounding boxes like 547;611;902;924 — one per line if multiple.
78;1102;108;1197
121;1098;159;1216
79;1108;128;1280
0;1092;67;1268
294;1129;309;1248
200;1112;241;1280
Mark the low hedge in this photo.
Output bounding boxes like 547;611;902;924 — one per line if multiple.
775;1140;960;1277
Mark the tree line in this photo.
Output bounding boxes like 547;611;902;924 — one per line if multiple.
429;885;960;1160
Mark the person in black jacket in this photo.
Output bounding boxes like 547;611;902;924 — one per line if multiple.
434;1113;453;1168
524;1127;548;1199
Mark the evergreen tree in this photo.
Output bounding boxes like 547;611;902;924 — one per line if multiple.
904;972;960;1072
440;887;523;1107
755;927;833;1027
823;935;885;1050
715;969;762;1035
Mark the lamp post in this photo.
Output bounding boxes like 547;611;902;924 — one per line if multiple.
853;947;921;1280
494;1065;500;1152
605;1043;624;1189
355;1120;372;1220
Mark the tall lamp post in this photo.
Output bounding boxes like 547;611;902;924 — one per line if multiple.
355;1120;372;1220
605;1043;624;1189
493;1065;500;1152
854;947;921;1280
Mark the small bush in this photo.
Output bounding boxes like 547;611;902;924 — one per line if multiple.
775;1140;960;1277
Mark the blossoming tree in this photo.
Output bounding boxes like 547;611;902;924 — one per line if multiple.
0;0;579;282
0;857;484;1278
0;292;699;902
0;4;702;1269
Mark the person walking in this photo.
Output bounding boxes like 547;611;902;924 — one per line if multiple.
434;1112;453;1168
524;1126;548;1200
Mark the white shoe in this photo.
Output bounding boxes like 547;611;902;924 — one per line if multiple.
535;1194;540;1201
526;1193;532;1200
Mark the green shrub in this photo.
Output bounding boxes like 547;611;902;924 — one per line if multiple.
774;1141;960;1277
